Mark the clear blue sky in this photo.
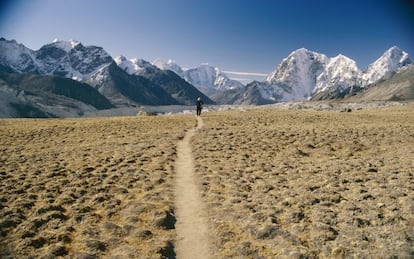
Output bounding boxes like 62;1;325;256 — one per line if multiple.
0;0;413;78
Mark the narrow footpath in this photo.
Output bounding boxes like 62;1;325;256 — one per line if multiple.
174;116;211;259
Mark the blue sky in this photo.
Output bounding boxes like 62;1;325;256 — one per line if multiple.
0;0;413;82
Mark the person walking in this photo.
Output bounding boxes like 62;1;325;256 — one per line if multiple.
196;97;203;116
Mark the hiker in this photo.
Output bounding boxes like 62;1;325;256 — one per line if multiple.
196;97;203;116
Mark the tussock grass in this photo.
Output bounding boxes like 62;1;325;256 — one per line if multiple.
192;105;414;258
0;115;194;258
1;104;413;258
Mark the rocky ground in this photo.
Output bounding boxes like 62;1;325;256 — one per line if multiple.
192;104;414;258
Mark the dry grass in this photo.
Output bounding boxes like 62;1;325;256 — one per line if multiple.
192;105;414;258
0;115;194;258
1;104;413;258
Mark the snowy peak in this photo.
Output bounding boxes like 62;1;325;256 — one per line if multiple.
324;54;360;80
0;38;113;79
259;46;411;102
364;46;412;85
152;59;243;95
0;38;38;73
265;48;328;100
34;40;113;79
186;63;218;87
115;56;158;75
153;58;184;76
266;48;328;83
314;54;362;94
183;63;244;95
48;39;81;52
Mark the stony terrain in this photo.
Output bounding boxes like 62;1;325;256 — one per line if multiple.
192;104;414;258
0;115;194;258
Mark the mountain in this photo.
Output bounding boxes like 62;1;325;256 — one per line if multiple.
220;48;329;104
153;60;244;97
0;38;39;73
363;46;412;85
212;81;275;105
266;48;329;101
1;38;411;110
0;38;113;79
225;47;412;105
153;59;184;76
35;39;114;79
312;54;364;100
347;65;414;102
0;38;202;107
0;64;114;118
87;62;180;106
115;56;214;105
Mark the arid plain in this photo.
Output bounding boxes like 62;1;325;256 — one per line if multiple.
1;103;413;258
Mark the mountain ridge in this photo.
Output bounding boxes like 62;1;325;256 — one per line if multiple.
0;38;214;110
0;37;412;117
219;46;412;104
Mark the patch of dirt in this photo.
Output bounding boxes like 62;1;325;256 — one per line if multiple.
174;116;212;259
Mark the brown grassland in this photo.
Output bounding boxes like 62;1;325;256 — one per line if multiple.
1;103;413;258
193;104;414;258
0;115;194;258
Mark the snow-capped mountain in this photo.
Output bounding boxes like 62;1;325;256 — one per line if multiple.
348;65;414;102
265;48;329;101
363;46;412;85
232;46;412;104
35;39;113;80
315;54;361;92
1;37;412;110
118;56;242;97
183;64;243;95
0;38;38;73
0;38;212;108
0;38;113;80
115;55;158;75
114;55;214;105
152;59;184;77
154;60;244;96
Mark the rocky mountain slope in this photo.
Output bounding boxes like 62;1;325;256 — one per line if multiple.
0;38;212;113
115;56;214;105
346;65;414;102
0;64;114;118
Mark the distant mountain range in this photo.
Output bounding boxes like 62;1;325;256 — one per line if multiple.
0;38;213;117
152;59;244;96
217;47;412;104
0;37;412;117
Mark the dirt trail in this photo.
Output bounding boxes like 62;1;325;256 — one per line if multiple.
174;116;211;259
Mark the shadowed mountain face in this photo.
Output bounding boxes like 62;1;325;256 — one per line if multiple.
88;62;181;106
0;71;114;109
0;64;114;118
135;68;214;105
